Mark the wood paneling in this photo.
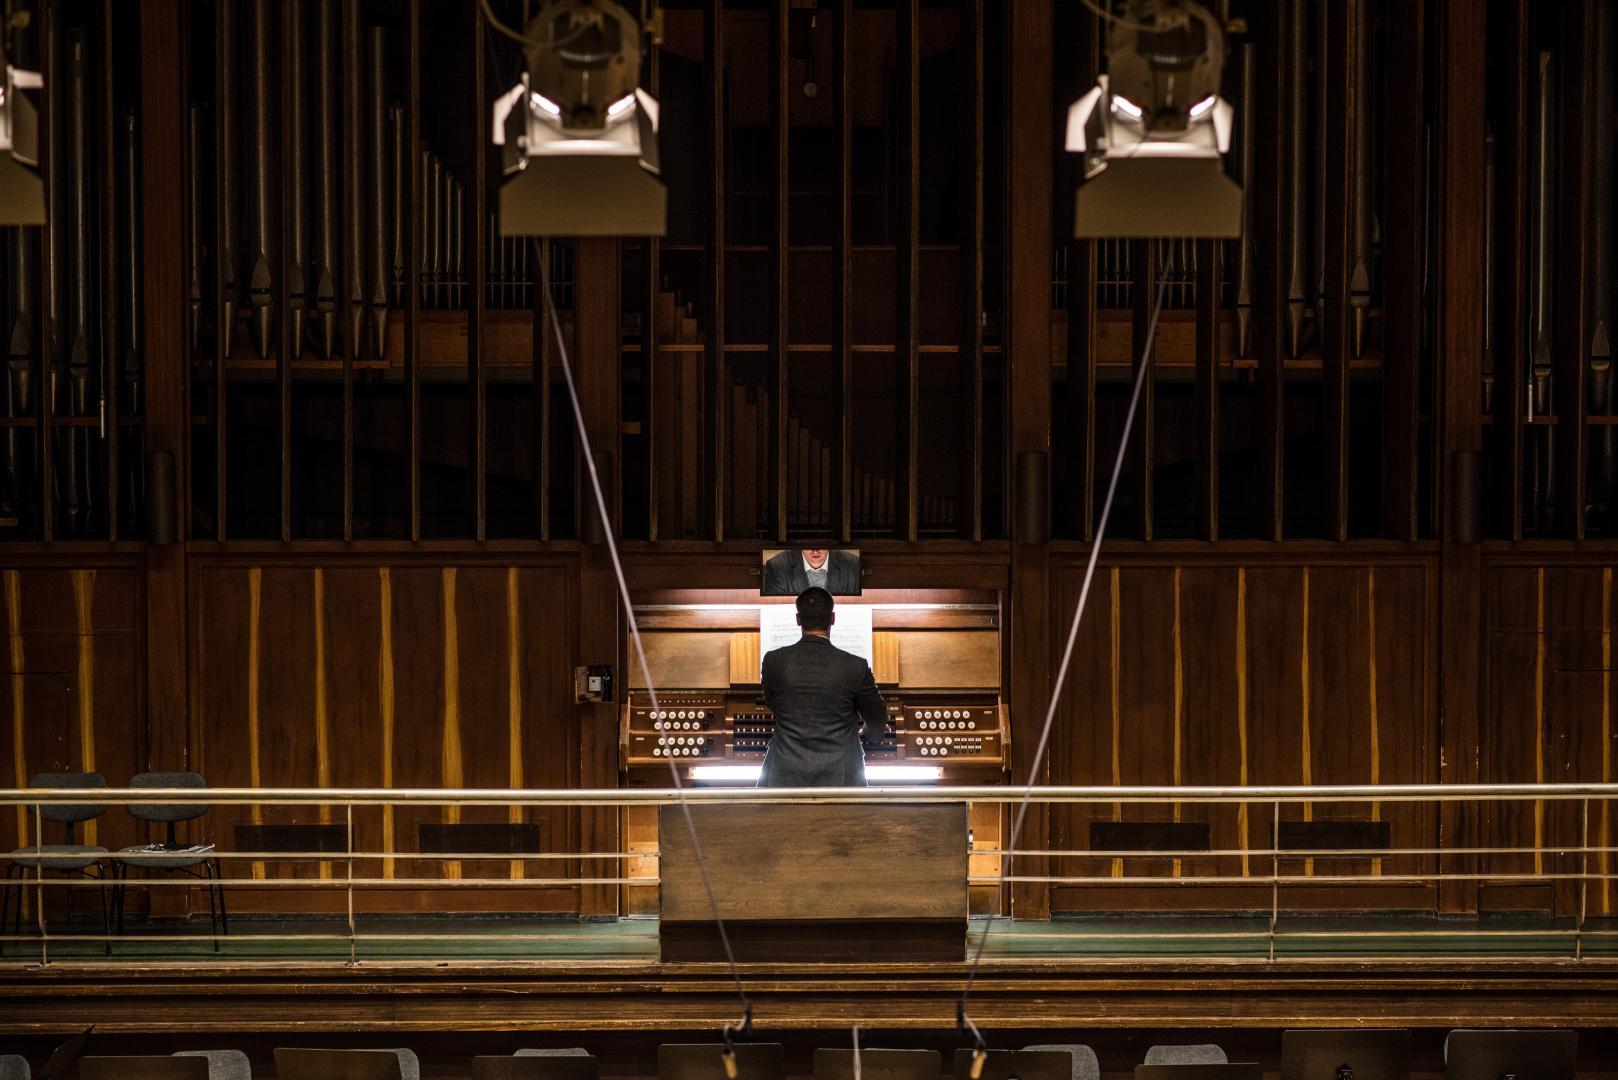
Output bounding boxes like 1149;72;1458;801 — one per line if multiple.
189;562;575;913
1048;558;1434;910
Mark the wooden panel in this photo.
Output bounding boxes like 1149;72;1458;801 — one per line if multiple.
636;632;732;689
895;630;996;689
659;803;967;922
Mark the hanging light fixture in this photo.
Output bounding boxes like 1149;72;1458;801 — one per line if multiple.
0;9;44;226
491;0;666;236
1066;0;1240;238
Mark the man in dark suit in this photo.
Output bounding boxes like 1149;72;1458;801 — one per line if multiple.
762;547;861;596
759;587;888;787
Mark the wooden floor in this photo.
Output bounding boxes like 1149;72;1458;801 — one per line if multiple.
5;915;1618;1034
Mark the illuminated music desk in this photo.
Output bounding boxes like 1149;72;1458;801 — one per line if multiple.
658;802;970;963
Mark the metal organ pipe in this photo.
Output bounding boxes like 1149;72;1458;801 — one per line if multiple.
1591;2;1616;528
1235;42;1255;359
1348;0;1373;358
1527;49;1555;532
218;0;240;352
367;27;390;358
341;0;365;358
1283;0;1307;358
64;29;91;533
244;0;276;361
312;0;339;359
287;0;309;358
121;110;142;522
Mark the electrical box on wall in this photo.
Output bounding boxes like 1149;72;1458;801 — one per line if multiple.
576;665;614;704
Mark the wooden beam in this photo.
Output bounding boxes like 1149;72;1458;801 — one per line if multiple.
705;0;727;541
1064;8;1100;542
1553;3;1596;538
214;0;233;540
278;0;294;541
406;0;422;541
1006;0;1052;921
535;238;552;541
1129;240;1156;540
1320;0;1356;541
770;0;789;542
1382;0;1425;541
895;0;920;542
139;0;190;769
1252;0;1288;540
1433;0;1487;913
469;0;488;540
959;0;984;542
1489;0;1527;540
100;0;120;540
1194;238;1219;540
833;0;852;543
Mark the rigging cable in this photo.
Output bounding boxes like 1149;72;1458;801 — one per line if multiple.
540;254;753;1033
956;249;1175;1060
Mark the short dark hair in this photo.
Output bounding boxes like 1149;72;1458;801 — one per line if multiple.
796;586;834;631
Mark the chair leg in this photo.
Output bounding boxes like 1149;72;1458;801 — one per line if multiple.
212;858;229;940
92;864;110;956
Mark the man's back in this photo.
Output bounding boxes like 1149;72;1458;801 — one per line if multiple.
759;635;887;787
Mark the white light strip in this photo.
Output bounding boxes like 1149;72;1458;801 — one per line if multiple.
688;764;943;784
1188;94;1217;120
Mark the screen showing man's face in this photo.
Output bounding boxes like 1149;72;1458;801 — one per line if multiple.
802;548;829;569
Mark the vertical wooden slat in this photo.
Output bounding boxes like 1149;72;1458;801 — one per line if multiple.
704;0;727;541
339;1;355;541
215;0;232;540
959;0;984;541
833;0;852;542
1194;238;1219;540
38;0;55;542
1382;0;1425;540
1434;0;1488;912
1006;0;1052;920
1253;0;1288;540
1554;3;1596;538
644;34;661;541
406;0;422;540
895;0;919;542
101;0;119;540
769;0;789;541
1065;7;1100;542
1320;0;1355;541
277;0;294;541
138;0;190;771
1491;0;1528;540
535;240;552;541
469;2;488;540
1128;239;1155;540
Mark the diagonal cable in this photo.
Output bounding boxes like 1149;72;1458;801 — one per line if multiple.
957;249;1174;1039
540;254;751;1020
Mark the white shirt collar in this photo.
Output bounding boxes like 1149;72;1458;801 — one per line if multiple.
802;553;829;575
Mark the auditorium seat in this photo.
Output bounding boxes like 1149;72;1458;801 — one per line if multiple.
954;1049;1073;1080
175;1050;252;1080
1443;1030;1575;1080
658;1043;786;1080
0;1054;29;1080
272;1048;417;1080
1282;1031;1410;1080
3;771;112;955
1143;1047;1227;1066
515;1051;593;1058
115;772;227;948
814;1048;941;1080
1024;1044;1101;1080
475;1052;598;1080
81;1057;211;1080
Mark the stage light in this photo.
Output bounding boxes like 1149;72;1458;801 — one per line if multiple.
1065;0;1241;238
687;764;944;785
0;21;45;226
490;0;666;237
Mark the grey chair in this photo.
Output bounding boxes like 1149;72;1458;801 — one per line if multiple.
515;1052;593;1060
1026;1045;1101;1080
3;771;111;955
114;772;227;948
1144;1048;1227;1067
1;1054;30;1080
175;1050;252;1080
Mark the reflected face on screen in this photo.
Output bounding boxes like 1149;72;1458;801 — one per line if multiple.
802;548;829;570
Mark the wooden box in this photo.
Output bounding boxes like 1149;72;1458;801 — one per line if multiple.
658;802;969;963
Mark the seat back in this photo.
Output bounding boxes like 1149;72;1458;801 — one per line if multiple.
953;1051;1072;1080
1144;1048;1227;1067
814;1049;941;1080
1443;1030;1575;1080
128;772;210;825
81;1058;210;1080
474;1056;598;1080
273;1050;407;1080
658;1044;786;1080
1026;1045;1100;1080
174;1051;252;1080
28;772;107;825
1282;1030;1411;1080
0;1054;30;1080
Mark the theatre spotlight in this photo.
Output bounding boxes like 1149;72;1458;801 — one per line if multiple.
1065;0;1240;238
491;0;666;237
0;15;45;226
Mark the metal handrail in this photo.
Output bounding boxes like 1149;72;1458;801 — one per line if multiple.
4;782;1618;805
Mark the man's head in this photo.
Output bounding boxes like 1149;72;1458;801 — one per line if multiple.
796;586;835;633
801;548;829;570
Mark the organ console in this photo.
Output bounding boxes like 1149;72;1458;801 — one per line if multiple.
619;588;1008;785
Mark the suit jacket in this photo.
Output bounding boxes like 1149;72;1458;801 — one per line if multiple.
758;635;888;787
762;549;861;596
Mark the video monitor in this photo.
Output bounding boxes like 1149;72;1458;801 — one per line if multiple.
760;547;861;596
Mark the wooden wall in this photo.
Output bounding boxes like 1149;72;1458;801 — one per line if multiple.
188;559;579;912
